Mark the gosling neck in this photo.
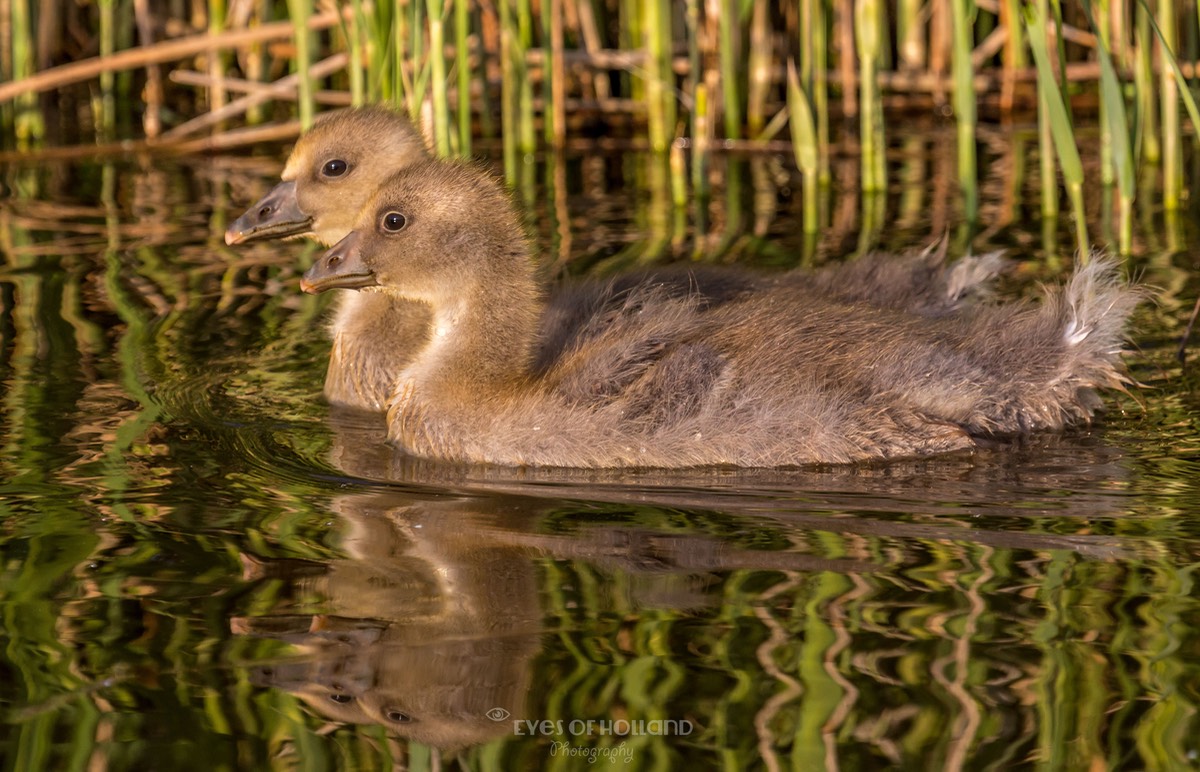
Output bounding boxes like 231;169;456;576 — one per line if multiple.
401;273;544;395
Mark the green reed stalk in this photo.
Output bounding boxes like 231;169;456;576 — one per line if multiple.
389;0;423;120
645;0;675;153
1083;0;1135;254
787;60;820;234
98;0;116;139
499;0;519;183
541;0;554;146
692;83;711;204
897;0;923;71
1026;3;1088;255
950;0;977;223
1098;174;1114;246
347;0;365;105
286;0;314;128
686;0;709;201
686;0;701;110
809;0;830;183
747;0;770;137
1031;0;1058;218
1137;0;1200;138
855;0;886;193
409;0;424;76
670;139;688;208
797;1;814;109
1050;0;1067;94
1109;2;1130;65
1157;0;1181;210
360;1;385;101
391;0;407;110
1136;0;1200;221
1000;0;1024;112
427;0;450;156
1134;4;1159;163
896;135;925;228
411;0;428;121
208;0;227;125
114;3;135;136
456;0;471;154
389;2;405;107
718;0;742;139
619;0;641;100
1094;0;1113;186
516;0;535;156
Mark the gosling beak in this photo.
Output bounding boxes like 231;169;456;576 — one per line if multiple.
225;180;313;245
301;231;379;294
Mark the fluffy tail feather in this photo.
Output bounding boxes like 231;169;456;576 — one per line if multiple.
1049;255;1142;392
958;255;1142;435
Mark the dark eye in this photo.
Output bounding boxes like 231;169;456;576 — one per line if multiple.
329;693;352;704
381;211;407;232
321;159;348;177
385;709;414;723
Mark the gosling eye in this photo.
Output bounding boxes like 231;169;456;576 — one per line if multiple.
380;211;408;233
321;159;349;177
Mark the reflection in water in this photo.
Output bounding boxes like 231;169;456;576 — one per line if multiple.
234;493;544;748
220;409;1177;767
1;132;1200;768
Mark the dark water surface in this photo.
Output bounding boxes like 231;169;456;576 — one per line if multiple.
2;133;1200;770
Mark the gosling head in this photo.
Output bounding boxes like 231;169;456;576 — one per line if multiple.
226;106;430;247
300;160;533;308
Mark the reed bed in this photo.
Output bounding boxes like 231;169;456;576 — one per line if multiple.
2;1;1200;254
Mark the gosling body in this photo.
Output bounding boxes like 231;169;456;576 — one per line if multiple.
302;159;1139;469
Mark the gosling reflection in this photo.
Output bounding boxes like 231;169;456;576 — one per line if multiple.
233;485;875;748
232;493;542;748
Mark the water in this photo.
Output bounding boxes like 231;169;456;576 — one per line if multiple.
2;130;1200;770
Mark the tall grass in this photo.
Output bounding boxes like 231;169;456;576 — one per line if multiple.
427;0;450;156
2;2;1200;256
285;0;313;129
456;0;472;153
855;0;887;195
950;0;977;223
1086;0;1135;254
645;0;676;154
717;0;742;141
1026;1;1088;255
499;0;519;181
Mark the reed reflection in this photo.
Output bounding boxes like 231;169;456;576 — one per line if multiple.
234;418;887;749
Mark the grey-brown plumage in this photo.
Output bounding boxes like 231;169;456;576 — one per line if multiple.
302;158;1141;469
232;107;1003;413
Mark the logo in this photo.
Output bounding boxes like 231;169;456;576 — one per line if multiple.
486;707;511;722
512;718;693;736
